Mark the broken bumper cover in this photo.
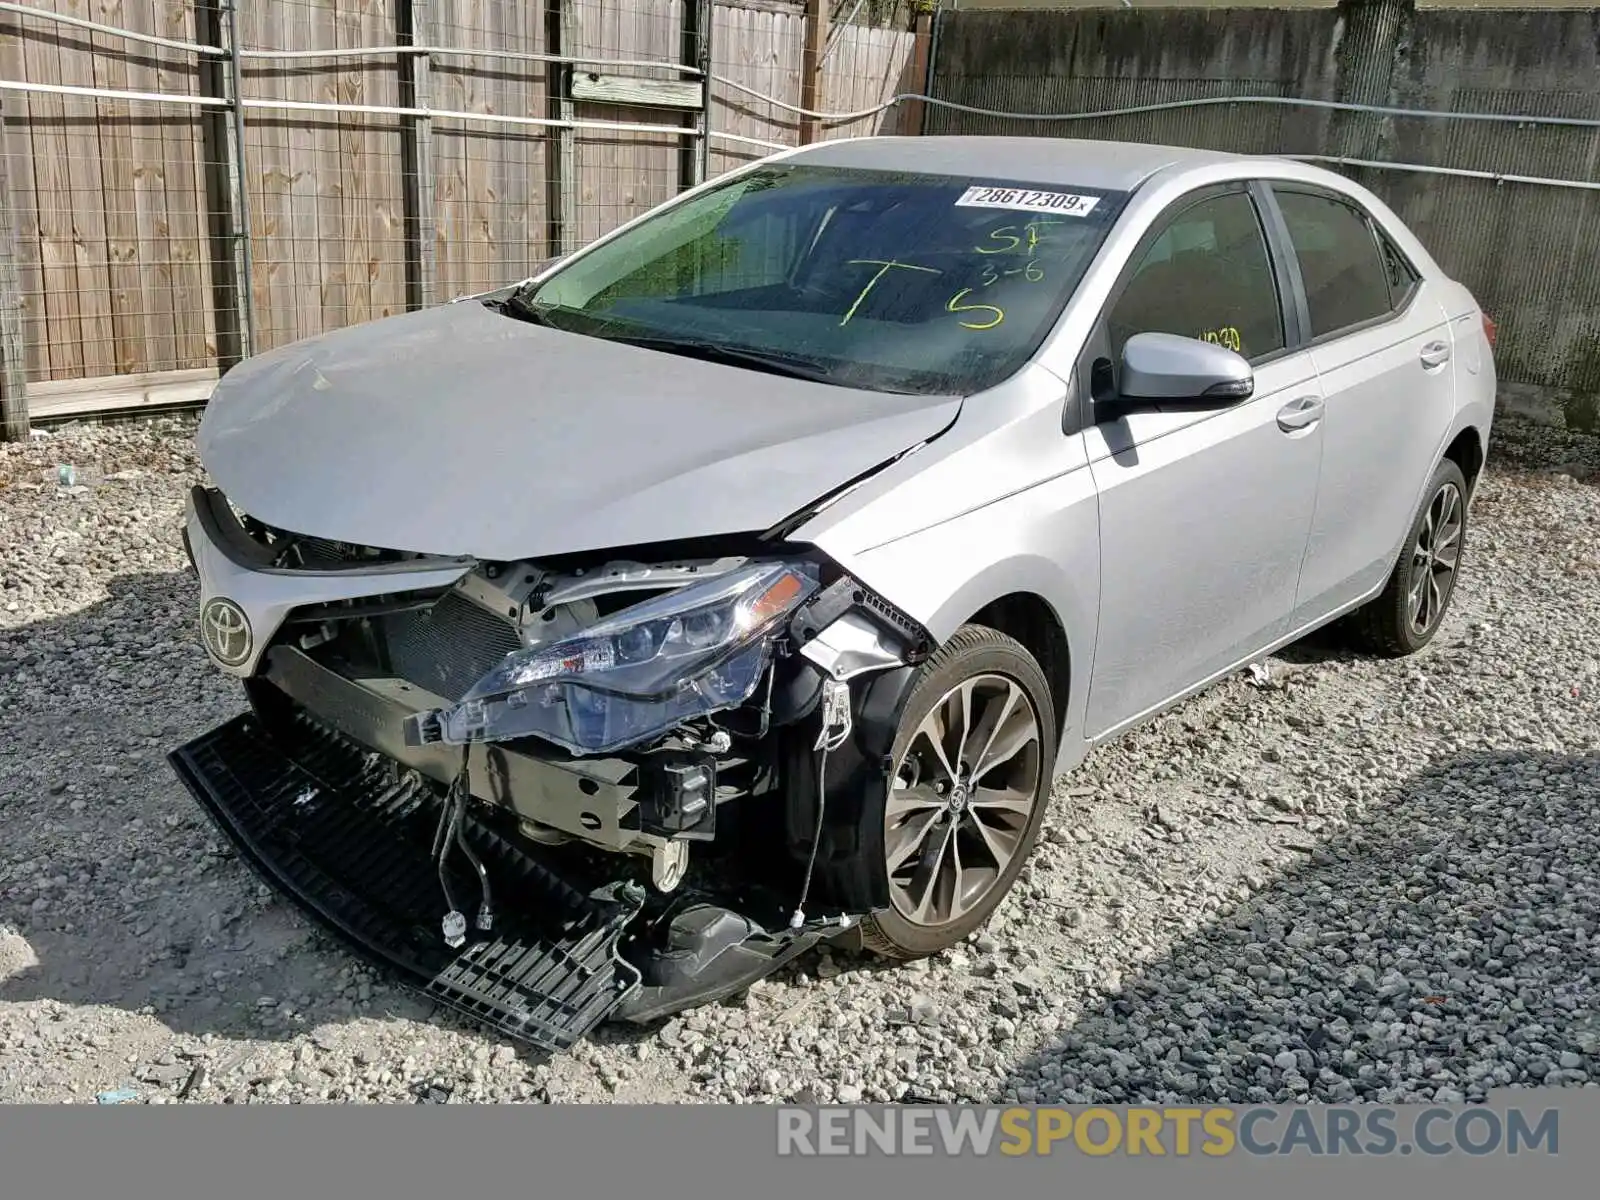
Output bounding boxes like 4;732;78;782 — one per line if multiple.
168;709;644;1054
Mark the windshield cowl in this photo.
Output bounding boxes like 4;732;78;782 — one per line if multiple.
490;297;916;392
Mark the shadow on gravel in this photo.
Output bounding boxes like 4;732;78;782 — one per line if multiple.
994;749;1600;1105
0;570;453;1047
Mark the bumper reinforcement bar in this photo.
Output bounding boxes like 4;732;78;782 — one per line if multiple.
168;711;643;1054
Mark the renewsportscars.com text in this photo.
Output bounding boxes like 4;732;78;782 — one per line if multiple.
776;1106;1559;1158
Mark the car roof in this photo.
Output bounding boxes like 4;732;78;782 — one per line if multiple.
783;136;1251;193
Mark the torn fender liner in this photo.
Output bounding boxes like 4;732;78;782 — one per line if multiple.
167;711;642;1053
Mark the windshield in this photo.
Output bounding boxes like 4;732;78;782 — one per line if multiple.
511;163;1128;395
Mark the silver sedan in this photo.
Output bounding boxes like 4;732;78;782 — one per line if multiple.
173;136;1496;1042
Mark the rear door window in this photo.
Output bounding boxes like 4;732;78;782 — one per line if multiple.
1272;188;1396;338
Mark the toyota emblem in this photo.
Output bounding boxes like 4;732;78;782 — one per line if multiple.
201;597;253;667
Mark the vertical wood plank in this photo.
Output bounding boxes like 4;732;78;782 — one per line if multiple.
465;0;490;300
335;0;370;329
89;0;143;374
429;0;461;299
21;8;82;377
362;0;404;322
0;95;27;438
312;0;344;332
283;0;321;343
399;0;436;307
1;8;48;382
571;0;681;247
517;0;549;280
799;0;825;144
902;8;933;138
123;0;179;374
710;1;801;179
56;2;114;375
168;2;218;369
555;0;576;255
380;0;407;320
240;0;288;352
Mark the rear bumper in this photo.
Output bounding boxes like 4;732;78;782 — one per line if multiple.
168;707;644;1054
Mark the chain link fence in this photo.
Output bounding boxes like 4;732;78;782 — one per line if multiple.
0;0;924;430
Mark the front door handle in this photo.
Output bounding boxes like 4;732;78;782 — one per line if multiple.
1276;395;1324;432
1420;340;1451;370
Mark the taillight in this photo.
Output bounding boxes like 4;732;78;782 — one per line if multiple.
1481;312;1498;348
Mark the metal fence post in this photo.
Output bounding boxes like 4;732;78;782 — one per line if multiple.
221;0;255;357
199;0;255;369
399;0;437;308
546;0;578;258
0;96;28;441
680;0;711;190
692;0;712;187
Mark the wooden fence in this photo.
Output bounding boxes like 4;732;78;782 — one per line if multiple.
0;0;924;430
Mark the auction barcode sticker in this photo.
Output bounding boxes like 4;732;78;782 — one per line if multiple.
954;185;1101;216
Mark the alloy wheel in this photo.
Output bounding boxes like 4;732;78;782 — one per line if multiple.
1408;480;1463;636
885;673;1043;927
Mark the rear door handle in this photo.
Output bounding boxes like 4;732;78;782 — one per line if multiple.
1276;395;1324;432
1420;340;1451;369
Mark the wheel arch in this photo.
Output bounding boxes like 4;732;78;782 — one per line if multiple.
827;538;1098;779
965;591;1073;751
1443;424;1486;498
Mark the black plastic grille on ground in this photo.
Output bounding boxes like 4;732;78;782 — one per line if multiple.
168;710;640;1053
426;927;636;1047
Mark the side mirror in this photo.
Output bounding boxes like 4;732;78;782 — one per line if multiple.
1096;331;1254;421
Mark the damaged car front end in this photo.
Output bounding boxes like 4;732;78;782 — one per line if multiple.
172;482;933;1050
168;142;1131;1052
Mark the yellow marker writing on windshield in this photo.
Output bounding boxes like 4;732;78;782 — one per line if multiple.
839;259;941;327
979;259;1045;288
975;220;1065;255
947;289;1005;330
1023;220;1062;251
976;227;1023;255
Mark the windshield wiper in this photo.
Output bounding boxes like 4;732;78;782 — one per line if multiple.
488;298;843;385
488;289;567;328
603;334;838;385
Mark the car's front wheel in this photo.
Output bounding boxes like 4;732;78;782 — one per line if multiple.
1345;458;1470;657
856;625;1056;960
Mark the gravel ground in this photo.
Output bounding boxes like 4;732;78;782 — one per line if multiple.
0;410;1596;1105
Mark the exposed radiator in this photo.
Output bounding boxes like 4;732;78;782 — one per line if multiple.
379;591;522;701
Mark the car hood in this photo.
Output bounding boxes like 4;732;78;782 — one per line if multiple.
197;300;961;560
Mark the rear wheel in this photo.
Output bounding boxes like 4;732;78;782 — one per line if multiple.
857;625;1056;960
1344;458;1469;657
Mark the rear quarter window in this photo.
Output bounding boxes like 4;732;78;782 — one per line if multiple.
1378;232;1421;310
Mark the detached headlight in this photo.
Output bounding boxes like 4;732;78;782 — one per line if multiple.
406;561;820;755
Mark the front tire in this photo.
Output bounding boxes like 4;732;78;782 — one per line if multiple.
856;625;1056;960
1344;458;1469;657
